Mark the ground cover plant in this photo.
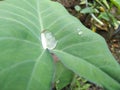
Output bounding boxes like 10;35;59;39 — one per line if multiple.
0;0;120;90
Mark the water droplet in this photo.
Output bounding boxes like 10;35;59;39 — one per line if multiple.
45;32;53;39
41;31;57;50
78;31;83;35
77;27;83;35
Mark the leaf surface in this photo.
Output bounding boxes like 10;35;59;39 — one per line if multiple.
0;0;54;90
55;62;73;90
0;0;120;90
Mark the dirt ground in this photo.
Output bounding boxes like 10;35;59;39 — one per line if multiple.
109;35;120;63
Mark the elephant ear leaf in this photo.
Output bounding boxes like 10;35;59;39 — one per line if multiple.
0;0;120;90
0;0;55;90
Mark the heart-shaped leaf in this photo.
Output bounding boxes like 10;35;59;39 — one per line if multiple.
0;0;120;90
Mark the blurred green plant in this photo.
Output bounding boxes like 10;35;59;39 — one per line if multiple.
74;0;120;39
70;75;91;90
111;0;120;10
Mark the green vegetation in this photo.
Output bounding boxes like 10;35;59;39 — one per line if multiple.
73;0;120;40
0;0;120;90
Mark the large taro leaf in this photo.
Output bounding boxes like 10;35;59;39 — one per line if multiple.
0;0;120;90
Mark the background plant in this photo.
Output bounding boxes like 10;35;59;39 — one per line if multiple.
73;0;120;41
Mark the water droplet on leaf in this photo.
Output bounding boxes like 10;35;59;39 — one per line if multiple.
77;28;83;35
78;31;83;35
41;31;57;50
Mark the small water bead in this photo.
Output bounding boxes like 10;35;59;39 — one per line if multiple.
77;28;83;35
41;31;57;50
78;31;83;35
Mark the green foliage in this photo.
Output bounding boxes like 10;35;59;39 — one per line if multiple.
70;75;91;90
0;0;120;90
55;62;73;90
80;7;97;14
74;5;81;12
111;0;120;10
98;12;118;25
74;0;120;38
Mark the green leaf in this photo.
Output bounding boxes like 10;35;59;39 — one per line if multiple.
54;50;120;90
98;12;118;24
74;5;81;12
55;61;73;90
0;0;54;90
80;7;96;14
0;0;120;90
111;0;120;10
102;0;110;9
49;1;120;90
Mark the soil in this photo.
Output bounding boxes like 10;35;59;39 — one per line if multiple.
109;35;120;63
